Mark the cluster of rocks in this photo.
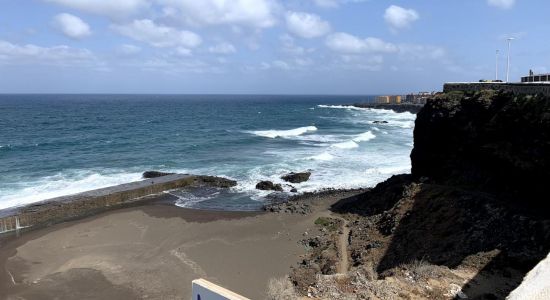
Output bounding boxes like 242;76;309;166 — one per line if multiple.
255;171;311;193
352;103;424;114
290;217;343;293
264;200;312;215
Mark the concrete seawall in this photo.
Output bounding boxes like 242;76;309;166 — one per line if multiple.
0;174;200;234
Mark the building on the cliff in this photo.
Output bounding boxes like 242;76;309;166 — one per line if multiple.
521;70;550;83
444;70;550;96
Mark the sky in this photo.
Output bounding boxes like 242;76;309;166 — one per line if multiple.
0;0;548;94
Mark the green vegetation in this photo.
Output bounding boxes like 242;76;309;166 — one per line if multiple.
314;217;338;231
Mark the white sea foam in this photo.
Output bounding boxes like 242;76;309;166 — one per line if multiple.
172;190;220;208
308;152;335;161
317;104;365;111
249;126;317;138
331;140;359;149
353;131;376;142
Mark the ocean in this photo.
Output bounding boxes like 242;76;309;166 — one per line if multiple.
0;95;415;211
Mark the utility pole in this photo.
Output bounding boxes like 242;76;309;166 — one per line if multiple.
506;38;515;83
496;49;499;81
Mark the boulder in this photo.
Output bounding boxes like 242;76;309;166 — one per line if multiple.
256;181;283;192
281;172;311;183
142;171;175;178
372;120;389;124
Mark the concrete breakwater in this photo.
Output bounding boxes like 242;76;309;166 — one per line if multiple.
0;174;236;234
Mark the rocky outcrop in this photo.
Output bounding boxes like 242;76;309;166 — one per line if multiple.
353;103;423;114
411;90;550;211
256;181;283;192
142;171;175;178
281;172;311;183
193;175;237;188
291;91;550;299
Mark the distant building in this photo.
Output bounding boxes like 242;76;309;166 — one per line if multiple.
375;95;402;104
521;71;550;83
375;96;390;104
405;92;433;105
389;95;401;104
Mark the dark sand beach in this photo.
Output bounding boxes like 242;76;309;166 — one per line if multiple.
0;191;361;299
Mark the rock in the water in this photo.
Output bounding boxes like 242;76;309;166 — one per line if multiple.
281;172;311;183
291;188;298;193
372;120;389;124
256;181;283;191
142;171;175;178
194;175;237;188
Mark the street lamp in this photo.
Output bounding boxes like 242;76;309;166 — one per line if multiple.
506;37;515;83
496;49;499;81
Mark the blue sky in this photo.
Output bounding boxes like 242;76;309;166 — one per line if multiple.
0;0;547;94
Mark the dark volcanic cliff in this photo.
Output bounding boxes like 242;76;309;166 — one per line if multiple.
293;90;550;299
411;91;550;211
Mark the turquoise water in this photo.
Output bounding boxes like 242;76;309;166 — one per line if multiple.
0;95;415;210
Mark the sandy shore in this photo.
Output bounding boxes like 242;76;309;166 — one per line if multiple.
0;191;360;299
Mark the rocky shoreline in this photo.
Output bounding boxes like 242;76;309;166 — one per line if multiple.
267;90;550;299
1;90;548;299
352;103;424;114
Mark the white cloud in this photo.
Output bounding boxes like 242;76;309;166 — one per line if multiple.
157;0;278;28
280;34;315;55
487;0;515;9
111;19;201;48
45;0;149;18
174;47;192;56
312;0;367;9
398;44;446;61
53;13;92;39
285;11;331;39
272;60;291;70
139;57;222;74
325;32;397;54
0;40;97;66
336;54;384;71
208;42;236;54
384;5;419;31
116;44;141;55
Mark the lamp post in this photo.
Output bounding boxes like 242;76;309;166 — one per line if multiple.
496;49;499;81
506;38;514;83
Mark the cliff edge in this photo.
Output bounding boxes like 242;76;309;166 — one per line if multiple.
288;91;550;299
412;90;550;211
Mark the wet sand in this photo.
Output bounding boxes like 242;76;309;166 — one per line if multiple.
0;193;355;299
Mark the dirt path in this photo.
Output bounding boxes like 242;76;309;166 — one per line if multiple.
318;211;350;274
335;216;350;274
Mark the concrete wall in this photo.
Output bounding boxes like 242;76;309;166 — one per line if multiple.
507;252;550;300
0;174;196;234
192;279;250;300
444;82;550;96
